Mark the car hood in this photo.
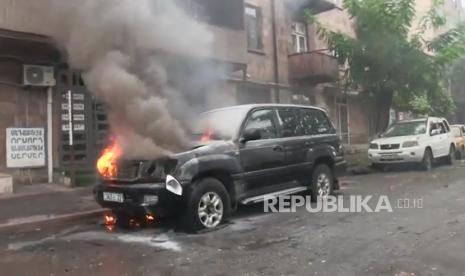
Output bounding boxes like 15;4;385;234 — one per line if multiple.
371;135;420;145
172;140;237;162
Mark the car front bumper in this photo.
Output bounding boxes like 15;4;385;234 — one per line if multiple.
368;147;425;164
93;182;185;217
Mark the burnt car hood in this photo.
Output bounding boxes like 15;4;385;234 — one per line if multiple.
102;140;237;184
173;140;237;162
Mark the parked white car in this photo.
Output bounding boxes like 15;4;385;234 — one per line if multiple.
368;117;456;170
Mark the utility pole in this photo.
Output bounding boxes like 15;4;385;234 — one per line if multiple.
67;90;75;186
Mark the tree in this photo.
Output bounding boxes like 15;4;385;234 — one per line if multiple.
307;0;464;134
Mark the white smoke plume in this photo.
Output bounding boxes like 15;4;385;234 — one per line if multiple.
39;0;219;158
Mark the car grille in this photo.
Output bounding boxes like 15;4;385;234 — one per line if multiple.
113;160;166;182
380;144;400;150
115;160;141;180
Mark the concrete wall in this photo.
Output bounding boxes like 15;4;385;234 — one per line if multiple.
413;0;464;46
311;8;356;51
0;0;52;36
0;60;49;183
244;0;290;99
348;96;370;143
0;37;59;184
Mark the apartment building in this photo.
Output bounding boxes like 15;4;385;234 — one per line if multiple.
229;0;351;138
292;0;465;142
0;0;248;183
0;0;355;184
2;0;460;183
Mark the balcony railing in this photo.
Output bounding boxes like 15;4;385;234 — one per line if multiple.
288;51;339;83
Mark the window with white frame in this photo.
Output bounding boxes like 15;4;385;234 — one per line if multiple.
245;5;263;50
291;22;308;54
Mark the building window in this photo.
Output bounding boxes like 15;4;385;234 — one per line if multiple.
291;22;308;54
245;5;263;51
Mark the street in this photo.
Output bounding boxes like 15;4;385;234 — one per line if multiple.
0;163;464;276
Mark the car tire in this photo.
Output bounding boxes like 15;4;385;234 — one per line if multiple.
185;178;231;233
446;145;456;165
421;148;433;171
458;146;465;160
311;164;334;202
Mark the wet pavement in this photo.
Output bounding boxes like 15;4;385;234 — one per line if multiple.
1;163;465;276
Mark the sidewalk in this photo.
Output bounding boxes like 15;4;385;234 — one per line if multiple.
0;184;105;232
344;144;373;175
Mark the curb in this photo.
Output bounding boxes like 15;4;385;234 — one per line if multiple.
0;209;107;234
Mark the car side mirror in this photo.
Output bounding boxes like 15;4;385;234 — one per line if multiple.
377;132;384;138
240;129;261;143
430;129;440;136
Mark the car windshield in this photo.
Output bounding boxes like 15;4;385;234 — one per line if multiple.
383;121;427;137
191;106;250;141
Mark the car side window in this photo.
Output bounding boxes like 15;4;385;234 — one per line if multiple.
300;109;334;135
442;120;450;132
462;126;465;135
243;109;278;140
438;123;447;134
429;122;437;134
277;108;302;137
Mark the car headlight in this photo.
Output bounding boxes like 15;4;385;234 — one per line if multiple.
369;143;379;149
402;141;419;148
166;175;183;196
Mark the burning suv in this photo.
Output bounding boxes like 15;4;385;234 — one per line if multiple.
94;104;346;232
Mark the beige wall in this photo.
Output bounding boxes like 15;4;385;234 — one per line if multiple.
414;0;464;43
0;60;49;183
311;8;356;51
0;0;52;36
245;0;290;86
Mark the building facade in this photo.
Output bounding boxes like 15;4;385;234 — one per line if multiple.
2;0;461;183
0;0;248;184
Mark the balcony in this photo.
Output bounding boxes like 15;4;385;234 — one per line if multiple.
288;0;337;17
288;51;339;83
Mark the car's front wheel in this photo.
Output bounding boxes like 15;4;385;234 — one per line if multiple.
311;164;334;202
185;178;230;233
446;145;456;165
421;148;433;171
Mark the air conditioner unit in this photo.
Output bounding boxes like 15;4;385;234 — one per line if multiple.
23;65;56;86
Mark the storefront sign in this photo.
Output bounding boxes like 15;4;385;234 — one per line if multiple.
6;128;46;168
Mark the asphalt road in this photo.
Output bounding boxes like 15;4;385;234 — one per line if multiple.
1;162;465;276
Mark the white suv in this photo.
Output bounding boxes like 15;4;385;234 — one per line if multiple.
368;117;456;170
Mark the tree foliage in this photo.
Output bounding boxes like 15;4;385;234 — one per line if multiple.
307;0;465;132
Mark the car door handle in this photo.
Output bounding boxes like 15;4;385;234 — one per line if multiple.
272;145;284;152
304;141;314;146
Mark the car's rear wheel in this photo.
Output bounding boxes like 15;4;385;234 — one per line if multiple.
311;164;334;202
421;148;433;171
447;145;456;165
185;178;230;233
